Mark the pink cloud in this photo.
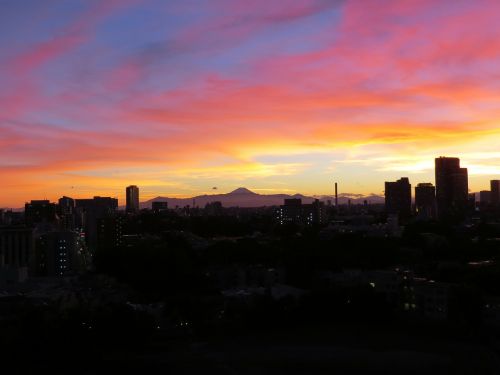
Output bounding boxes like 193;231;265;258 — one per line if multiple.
3;0;500;205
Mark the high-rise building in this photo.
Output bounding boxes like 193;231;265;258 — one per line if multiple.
277;198;325;226
24;200;57;225
75;196;118;251
306;199;326;226
58;196;75;231
468;193;477;210
385;177;411;218
278;199;303;225
97;215;125;250
415;183;436;220
35;231;85;276
0;226;34;283
435;157;468;219
491;180;500;206
126;185;140;213
479;190;491;206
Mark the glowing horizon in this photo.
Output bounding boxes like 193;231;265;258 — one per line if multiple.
2;0;500;207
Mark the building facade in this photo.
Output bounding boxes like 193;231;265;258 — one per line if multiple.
491;180;500;206
435;157;468;219
385;177;411;219
126;185;140;213
415;183;436;220
0;226;34;283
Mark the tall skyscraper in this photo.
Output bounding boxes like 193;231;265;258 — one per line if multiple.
491;180;500;206
479;190;491;206
75;196;118;251
126;185;140;213
415;183;436;220
435;157;468;219
58;196;75;231
385;177;411;218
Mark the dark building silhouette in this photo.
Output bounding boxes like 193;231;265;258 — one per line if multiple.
35;231;84;276
415;183;436;220
204;201;223;216
97;215;124;250
491;180;500;206
25;200;57;225
0;210;23;226
306;199;326;226
468;193;477;210
277;198;325;226
75;197;118;251
385;177;411;218
58;196;75;231
480;190;491;207
126;185;140;213
152;201;168;213
0;226;34;283
278;199;302;225
435;157;468;219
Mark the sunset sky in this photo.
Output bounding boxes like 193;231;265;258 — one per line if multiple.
2;0;500;207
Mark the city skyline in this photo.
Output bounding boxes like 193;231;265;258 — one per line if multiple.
2;169;498;208
1;157;500;207
2;1;500;206
3;2;500;372
2;156;500;209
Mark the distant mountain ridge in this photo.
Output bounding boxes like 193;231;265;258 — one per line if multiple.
139;187;385;209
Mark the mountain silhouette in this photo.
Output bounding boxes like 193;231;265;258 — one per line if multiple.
228;187;258;195
140;188;384;209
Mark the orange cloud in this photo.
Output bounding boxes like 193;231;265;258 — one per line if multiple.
2;0;500;206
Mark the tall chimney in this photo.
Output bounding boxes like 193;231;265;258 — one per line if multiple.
335;182;338;207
